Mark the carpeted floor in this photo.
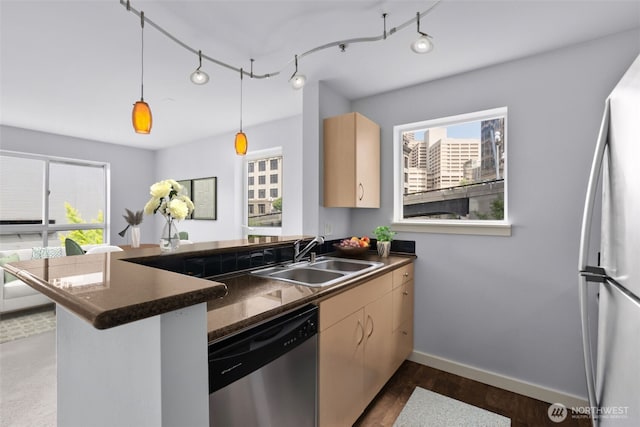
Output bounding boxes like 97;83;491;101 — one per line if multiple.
393;386;511;427
0;306;56;344
0;329;56;427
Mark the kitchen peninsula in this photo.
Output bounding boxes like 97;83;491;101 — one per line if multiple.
4;236;415;427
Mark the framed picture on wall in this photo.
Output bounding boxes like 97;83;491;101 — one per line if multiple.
192;177;217;220
177;179;193;219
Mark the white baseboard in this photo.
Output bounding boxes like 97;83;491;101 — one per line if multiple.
409;350;588;409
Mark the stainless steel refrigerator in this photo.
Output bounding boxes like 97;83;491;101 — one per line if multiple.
579;53;640;427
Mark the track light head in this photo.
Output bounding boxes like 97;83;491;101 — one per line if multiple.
411;35;433;54
290;74;307;90
190;50;210;84
190;69;210;85
411;11;434;54
289;54;307;90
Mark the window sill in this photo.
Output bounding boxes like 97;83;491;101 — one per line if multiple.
391;221;511;237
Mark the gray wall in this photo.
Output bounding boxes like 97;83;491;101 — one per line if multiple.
0;125;156;245
348;29;639;398
155;115;303;241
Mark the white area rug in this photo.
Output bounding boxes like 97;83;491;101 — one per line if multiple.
393;386;511;427
0;307;56;343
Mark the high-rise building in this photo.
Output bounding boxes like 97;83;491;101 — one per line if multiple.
247;156;282;221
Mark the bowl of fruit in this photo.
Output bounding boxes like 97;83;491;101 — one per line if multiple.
333;236;371;257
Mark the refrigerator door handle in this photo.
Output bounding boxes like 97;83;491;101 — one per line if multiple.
578;99;610;426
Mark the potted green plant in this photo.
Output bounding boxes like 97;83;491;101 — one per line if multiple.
373;225;395;257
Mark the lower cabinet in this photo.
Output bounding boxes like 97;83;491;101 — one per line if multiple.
318;262;414;427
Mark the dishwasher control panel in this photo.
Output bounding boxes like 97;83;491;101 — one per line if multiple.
208;304;318;393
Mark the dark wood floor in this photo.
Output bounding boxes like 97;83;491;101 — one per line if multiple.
354;360;592;427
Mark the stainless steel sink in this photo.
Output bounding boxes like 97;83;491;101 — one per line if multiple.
269;268;345;284
251;256;383;287
311;259;372;272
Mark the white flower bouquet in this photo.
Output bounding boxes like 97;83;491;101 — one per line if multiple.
144;179;194;220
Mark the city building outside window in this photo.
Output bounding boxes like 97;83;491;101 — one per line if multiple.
244;147;283;236
392;107;510;236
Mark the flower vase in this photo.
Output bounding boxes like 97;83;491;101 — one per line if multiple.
160;218;180;252
377;241;391;258
130;226;141;249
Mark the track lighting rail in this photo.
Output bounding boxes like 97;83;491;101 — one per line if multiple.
120;0;440;80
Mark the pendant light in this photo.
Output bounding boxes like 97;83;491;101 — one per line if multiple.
132;11;152;134
411;12;434;54
234;68;248;155
190;50;210;85
289;55;306;90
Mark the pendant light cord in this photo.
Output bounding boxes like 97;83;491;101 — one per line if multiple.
239;68;243;132
140;11;145;101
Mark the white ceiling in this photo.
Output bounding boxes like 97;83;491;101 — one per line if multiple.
1;0;639;150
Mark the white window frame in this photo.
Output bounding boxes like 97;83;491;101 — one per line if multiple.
392;107;511;237
0;150;111;246
243;147;283;237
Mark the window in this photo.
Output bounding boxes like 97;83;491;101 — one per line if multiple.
244;148;283;236
393;107;509;236
0;151;109;250
248;162;254;173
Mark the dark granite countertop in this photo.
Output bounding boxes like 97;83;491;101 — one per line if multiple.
205;252;415;342
4;236;415;338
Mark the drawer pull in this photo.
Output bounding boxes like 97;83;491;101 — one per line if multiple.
403;291;409;296
403;272;409;277
402;330;408;336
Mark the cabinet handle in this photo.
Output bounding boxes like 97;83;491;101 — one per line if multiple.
402;330;408;336
366;315;374;338
358;183;364;201
356;320;364;345
403;272;409;277
403;291;409;296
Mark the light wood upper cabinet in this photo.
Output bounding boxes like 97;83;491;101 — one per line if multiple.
323;112;380;208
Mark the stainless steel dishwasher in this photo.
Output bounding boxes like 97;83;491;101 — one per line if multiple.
208;304;318;427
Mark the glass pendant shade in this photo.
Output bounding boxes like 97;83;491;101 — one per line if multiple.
132;100;152;134
290;74;306;90
411;35;433;54
235;131;248;155
190;69;209;85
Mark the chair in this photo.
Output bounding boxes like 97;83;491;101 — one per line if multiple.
179;231;189;240
64;238;85;256
85;245;124;254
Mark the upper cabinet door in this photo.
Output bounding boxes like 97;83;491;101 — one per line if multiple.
323;112;380;208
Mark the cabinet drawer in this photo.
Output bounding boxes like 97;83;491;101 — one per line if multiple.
392;319;413;370
392;280;414;332
392;263;414;289
319;272;392;332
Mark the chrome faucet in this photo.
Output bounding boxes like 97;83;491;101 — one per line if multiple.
293;236;325;262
